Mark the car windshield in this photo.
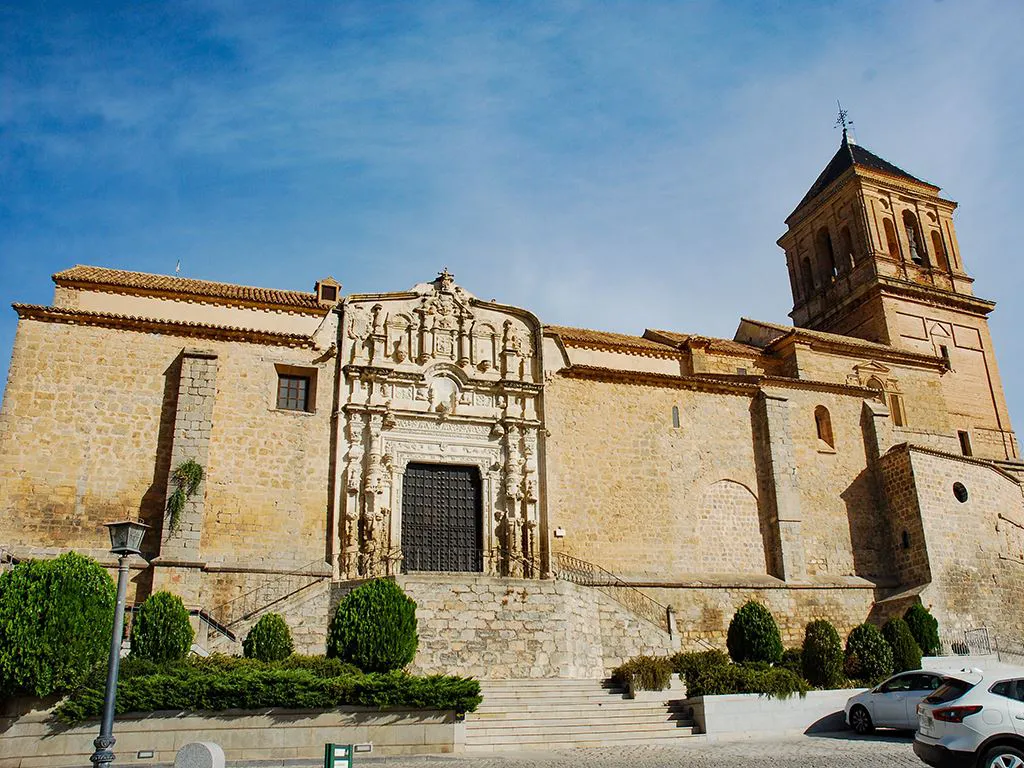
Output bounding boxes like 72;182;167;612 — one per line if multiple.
925;677;975;704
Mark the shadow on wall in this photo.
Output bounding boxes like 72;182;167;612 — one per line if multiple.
841;467;894;582
137;354;183;566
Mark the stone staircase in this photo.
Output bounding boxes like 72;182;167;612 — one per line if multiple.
463;679;698;751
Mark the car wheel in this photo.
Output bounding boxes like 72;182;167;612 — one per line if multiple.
983;746;1024;768
849;705;874;735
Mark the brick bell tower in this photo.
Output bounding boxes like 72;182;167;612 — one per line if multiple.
777;123;1018;461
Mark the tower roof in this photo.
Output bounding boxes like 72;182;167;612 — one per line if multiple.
789;130;934;220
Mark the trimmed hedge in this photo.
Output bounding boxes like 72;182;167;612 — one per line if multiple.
0;552;116;698
883;618;923;673
844;623;893;683
328;579;418;673
670;649;731;680
55;666;481;724
611;655;673;692
684;664;809;700
802;620;844;688
243;613;294;662
130;592;193;663
904;604;941;657
115;654;361;680
726;602;784;664
780;647;803;676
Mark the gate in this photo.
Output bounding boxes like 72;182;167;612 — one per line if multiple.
401;463;483;572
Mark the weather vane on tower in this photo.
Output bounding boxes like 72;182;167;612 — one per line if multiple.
835;100;854;143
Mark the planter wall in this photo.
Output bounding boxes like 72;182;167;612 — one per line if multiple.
685;688;867;740
0;705;461;767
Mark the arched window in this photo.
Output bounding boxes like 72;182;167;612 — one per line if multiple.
814;406;834;448
815;227;838;282
800;257;815;297
838;226;855;270
866;377;886;404
931;230;950;271
883;219;900;259
902;211;927;266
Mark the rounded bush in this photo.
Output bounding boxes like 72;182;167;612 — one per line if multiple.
130;591;194;663
883;618;923;673
0;552;116;697
611;655;673;693
726;601;784;664
844;623;893;683
243;613;294;662
904;604;941;657
327;578;418;672
801;620;844;688
780;647;803;676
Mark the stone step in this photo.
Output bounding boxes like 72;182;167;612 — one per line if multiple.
464;726;697;747
469;709;692;722
474;701;684;714
467;717;694;732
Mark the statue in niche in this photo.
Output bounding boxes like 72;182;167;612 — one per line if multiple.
361;506;391;576
393;336;407;363
907;225;921;264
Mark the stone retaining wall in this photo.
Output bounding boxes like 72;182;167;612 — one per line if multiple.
0;705;459;767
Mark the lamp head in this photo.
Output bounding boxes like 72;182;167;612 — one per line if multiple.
105;520;149;556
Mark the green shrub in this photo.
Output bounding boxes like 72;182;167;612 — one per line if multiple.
904;604;941;657
242;614;294;662
802;620;844;688
882;618;923;673
726;602;784;664
780;647;803;676
327;579;418;672
670;649;731;680
0;552;116;697
279;655;361;678
844;623;893;683
130;592;193;663
611;655;673;693
54;666;481;724
685;664;809;700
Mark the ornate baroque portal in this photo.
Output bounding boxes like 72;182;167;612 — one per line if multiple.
336;270;546;579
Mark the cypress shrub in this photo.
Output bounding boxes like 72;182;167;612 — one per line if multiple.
130;592;193;663
611;655;673;693
844;623;893;683
801;620;844;688
780;647;803;676
242;613;294;662
327;579;418;672
0;552;116;697
883;618;923;673
670;649;731;680
904;604;941;657
726;601;784;664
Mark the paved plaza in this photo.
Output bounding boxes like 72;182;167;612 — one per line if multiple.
346;733;923;768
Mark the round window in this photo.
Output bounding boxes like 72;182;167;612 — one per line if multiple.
953;482;968;503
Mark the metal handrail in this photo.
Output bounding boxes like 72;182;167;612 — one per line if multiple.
208;557;330;629
553;551;673;635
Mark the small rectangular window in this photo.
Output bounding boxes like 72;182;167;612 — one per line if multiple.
958;430;972;457
939;345;951;368
277;374;310;411
736;367;747;376
889;394;906;427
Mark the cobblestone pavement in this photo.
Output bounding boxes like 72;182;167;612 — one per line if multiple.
365;733;923;767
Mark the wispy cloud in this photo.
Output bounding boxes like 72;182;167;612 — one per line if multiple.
2;1;1023;422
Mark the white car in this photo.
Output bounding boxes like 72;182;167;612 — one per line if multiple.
915;667;1024;768
845;670;946;733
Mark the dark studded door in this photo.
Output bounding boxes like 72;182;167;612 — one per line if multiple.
401;463;483;572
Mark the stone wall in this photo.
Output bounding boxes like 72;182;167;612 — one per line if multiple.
397;574;676;679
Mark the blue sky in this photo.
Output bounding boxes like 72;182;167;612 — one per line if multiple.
2;1;1022;425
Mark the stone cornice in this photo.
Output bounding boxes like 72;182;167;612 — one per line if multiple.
889;442;1024;484
764;329;945;370
873;276;996;316
13;303;316;348
558;365;758;395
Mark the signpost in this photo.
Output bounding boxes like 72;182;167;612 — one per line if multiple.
324;743;371;768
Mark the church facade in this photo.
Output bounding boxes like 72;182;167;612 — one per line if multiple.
1;135;1022;676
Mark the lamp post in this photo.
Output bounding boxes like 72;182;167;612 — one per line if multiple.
90;520;148;768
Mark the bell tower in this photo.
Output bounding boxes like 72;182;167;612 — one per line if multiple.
777;124;1018;461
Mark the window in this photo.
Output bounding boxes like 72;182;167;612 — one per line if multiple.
866;377;886;404
274;364;317;413
883;218;900;259
958;430;972;457
814;405;834;449
839;225;855;269
939;345;951;369
277;375;310;411
889;393;906;427
953;482;969;503
903;211;927;266
879;675;914;693
672;406;680;429
815;227;837;282
800;257;815;297
931;230;950;271
990;679;1024;703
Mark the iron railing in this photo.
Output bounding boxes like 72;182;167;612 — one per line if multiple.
207;558;331;632
553;552;673;636
0;548;18;571
941;626;994;657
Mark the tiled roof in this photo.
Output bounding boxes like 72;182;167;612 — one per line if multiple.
645;329;761;357
790;132;934;218
53;265;323;312
12;303;315;347
739;318;941;364
546;325;675;353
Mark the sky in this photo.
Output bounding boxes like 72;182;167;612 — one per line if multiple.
1;1;1022;424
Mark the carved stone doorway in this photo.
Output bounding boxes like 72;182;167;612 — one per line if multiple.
401;463;483;572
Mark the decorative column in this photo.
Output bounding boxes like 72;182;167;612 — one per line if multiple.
341;413;365;578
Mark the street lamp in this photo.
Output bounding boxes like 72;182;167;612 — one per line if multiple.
90;520;149;768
